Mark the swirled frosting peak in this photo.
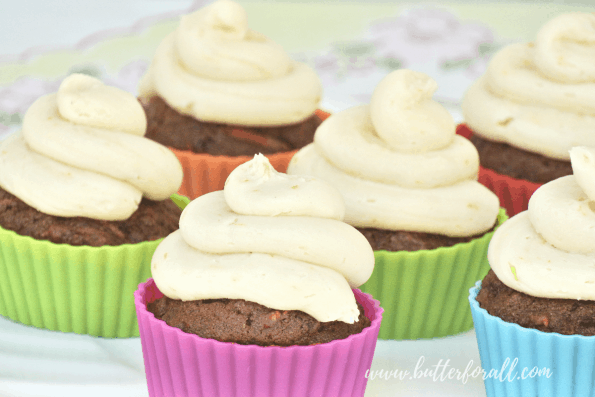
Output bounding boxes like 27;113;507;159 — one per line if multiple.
223;153;345;219
489;146;595;300
288;70;500;237
370;70;456;153
0;74;183;221
462;12;595;160
534;13;595;84
176;0;291;81
151;154;375;323
57;73;146;134
138;0;322;126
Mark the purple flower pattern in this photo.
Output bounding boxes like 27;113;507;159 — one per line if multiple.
0;6;502;137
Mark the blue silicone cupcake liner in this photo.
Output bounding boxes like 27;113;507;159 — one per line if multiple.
469;281;595;397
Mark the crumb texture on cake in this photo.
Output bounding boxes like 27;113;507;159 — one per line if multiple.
147;295;371;346
470;133;572;183
0;187;181;246
477;270;595;336
143;96;321;156
356;223;495;252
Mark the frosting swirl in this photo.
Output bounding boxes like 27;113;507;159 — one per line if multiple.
288;70;499;237
138;0;322;126
488;146;595;300
0;74;183;221
151;154;375;323
462;12;595;160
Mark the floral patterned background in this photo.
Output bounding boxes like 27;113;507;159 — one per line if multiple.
0;5;504;140
296;7;500;108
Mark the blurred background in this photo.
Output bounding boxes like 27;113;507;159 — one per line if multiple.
1;0;593;121
1;0;593;57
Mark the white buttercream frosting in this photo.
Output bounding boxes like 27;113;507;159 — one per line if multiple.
288;70;500;237
488;146;595;300
462;12;595;160
0;74;183;221
139;0;322;126
151;154;375;323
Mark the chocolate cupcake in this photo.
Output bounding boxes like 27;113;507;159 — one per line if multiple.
461;12;595;216
0;187;180;247
289;69;506;339
138;0;326;198
0;74;186;337
147;290;370;347
476;270;595;336
135;155;382;396
469;145;595;397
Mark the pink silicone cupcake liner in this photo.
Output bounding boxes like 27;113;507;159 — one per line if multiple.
457;124;542;217
174;109;331;200
135;278;383;397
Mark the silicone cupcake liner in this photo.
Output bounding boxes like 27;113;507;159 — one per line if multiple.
135;278;383;397
469;281;595;397
457;124;542;217
0;194;190;338
358;208;507;340
174;109;331;199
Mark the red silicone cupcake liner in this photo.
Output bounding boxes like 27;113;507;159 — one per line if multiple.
457;124;542;217
174;110;331;200
135;278;383;397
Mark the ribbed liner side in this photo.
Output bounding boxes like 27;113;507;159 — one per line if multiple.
0;194;189;338
456;124;542;217
469;282;595;397
173;109;331;200
135;278;383;397
359;208;506;340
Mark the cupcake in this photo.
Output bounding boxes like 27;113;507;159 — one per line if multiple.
460;12;595;216
138;0;327;199
135;154;382;397
288;69;506;339
0;74;186;337
469;146;595;397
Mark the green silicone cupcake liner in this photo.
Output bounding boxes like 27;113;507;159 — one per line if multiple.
0;194;190;338
359;208;508;340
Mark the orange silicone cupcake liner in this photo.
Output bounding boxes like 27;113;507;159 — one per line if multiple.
173;109;331;199
457;124;542;217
